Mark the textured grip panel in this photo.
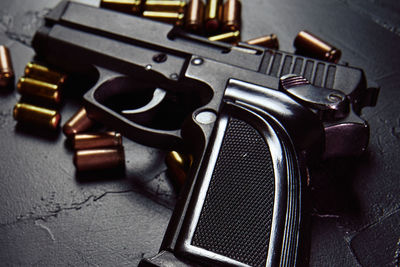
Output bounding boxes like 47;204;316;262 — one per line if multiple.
192;118;275;267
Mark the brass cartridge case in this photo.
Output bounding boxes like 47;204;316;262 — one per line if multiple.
222;0;241;32
74;147;125;171
165;151;193;185
0;45;14;88
24;62;67;85
294;30;341;63
208;30;240;44
245;34;279;49
144;0;186;12
204;0;222;32
143;11;184;25
13;103;61;130
17;77;61;104
73;131;122;150
63;107;95;137
100;0;142;14
185;0;204;32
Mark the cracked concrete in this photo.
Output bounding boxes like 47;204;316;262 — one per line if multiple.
395;238;400;267
338;0;400;37
0;8;50;47
348;208;400;266
0;185;172;266
35;220;56;241
1;165;177;227
4;189;138;226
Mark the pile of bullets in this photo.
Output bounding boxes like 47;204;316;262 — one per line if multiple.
1;45;65;129
100;0;279;49
100;0;342;61
64;107;191;179
13;62;67;130
101;0;241;35
63;107;125;172
1;45;126;172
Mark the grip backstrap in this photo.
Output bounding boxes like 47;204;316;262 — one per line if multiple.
170;102;304;267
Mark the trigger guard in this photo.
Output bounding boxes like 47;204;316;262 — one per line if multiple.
122;88;167;124
83;67;183;150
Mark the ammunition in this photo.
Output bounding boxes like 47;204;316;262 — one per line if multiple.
0;45;14;88
165;151;193;185
208;30;240;44
13;102;61;130
24;62;67;85
73;131;122;150
185;0;204;32
73;147;125;171
222;0;241;32
142;11;184;26
294;30;341;63
17;77;61;104
205;0;222;32
144;0;186;12
100;0;142;14
245;34;279;49
63;107;95;137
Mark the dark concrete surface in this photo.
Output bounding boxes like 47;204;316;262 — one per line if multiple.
0;0;399;266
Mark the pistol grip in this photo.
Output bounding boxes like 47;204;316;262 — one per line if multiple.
143;103;307;266
187;116;278;266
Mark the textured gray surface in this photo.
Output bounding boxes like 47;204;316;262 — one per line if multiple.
0;2;175;266
0;0;399;266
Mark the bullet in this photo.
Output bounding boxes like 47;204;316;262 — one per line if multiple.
142;10;184;25
74;147;125;171
165;151;193;185
100;0;142;14
17;77;61;104
294;30;341;63
73;131;122;150
0;45;14;88
13;102;61;130
63;107;95;137
245;34;279;50
24;62;67;85
144;0;186;12
208;30;240;44
205;0;222;32
222;0;241;32
185;0;204;32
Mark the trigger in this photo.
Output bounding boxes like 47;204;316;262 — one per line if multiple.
122;88;167;124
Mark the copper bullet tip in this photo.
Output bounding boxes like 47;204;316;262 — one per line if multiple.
63;107;95;137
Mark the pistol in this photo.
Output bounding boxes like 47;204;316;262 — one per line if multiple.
32;1;379;266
